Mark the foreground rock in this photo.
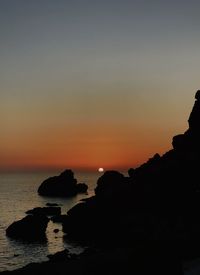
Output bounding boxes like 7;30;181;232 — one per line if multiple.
38;170;88;197
6;215;49;241
62;171;131;244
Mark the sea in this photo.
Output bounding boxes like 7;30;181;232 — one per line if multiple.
0;170;106;272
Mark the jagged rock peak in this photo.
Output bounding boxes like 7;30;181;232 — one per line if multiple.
195;90;200;100
188;90;200;132
172;90;200;150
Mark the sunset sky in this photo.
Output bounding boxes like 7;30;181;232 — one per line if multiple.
1;0;200;171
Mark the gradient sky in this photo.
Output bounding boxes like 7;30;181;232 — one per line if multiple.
1;0;200;171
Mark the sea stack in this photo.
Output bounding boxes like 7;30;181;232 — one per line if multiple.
38;169;88;197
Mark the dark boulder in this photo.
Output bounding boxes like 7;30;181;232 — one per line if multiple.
38;169;88;197
172;134;187;150
95;171;125;198
26;207;61;216
6;215;49;241
76;183;88;193
62;197;101;243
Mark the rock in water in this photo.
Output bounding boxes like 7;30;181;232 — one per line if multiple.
38;169;88;197
6;215;49;241
76;183;88;193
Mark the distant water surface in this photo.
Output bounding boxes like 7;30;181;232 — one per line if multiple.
0;171;100;271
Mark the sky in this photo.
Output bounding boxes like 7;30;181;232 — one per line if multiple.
1;0;200;172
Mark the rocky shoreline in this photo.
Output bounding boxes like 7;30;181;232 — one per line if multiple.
0;246;184;275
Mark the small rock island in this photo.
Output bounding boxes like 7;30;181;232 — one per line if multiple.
38;169;88;197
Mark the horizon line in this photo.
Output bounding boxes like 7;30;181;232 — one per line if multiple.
0;165;138;174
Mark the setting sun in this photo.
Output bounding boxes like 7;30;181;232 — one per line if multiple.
98;168;104;172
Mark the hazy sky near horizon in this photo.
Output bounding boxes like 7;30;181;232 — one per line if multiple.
1;0;200;171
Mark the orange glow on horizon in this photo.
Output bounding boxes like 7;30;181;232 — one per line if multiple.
1;0;199;174
0;116;179;172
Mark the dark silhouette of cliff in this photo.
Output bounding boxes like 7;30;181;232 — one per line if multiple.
61;91;200;268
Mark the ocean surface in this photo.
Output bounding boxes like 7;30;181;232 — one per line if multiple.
0;171;104;271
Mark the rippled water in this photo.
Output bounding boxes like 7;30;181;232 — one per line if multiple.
0;171;99;271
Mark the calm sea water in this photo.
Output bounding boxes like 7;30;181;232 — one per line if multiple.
0;171;101;271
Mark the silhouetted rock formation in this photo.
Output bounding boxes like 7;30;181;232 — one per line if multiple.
188;90;200;131
6;215;49;241
38;169;88;197
172;90;200;153
94;170;129;199
62;91;200;264
76;183;88;193
26;207;61;216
